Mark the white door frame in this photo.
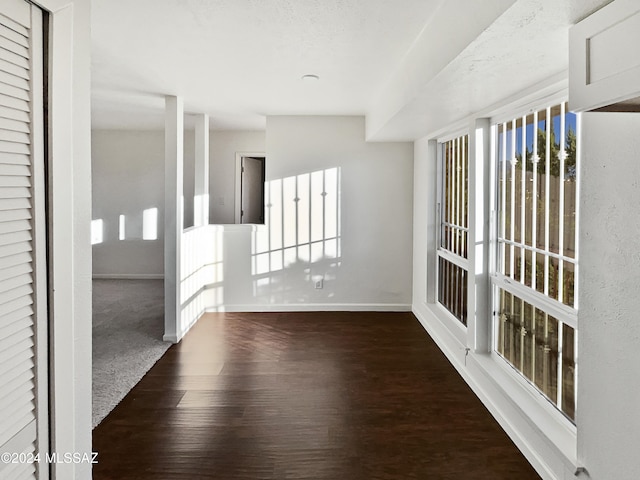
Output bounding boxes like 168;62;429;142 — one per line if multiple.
31;1;92;479
234;152;265;224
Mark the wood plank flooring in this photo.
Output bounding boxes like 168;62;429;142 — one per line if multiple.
92;311;541;479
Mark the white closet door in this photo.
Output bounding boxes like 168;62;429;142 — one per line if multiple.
0;0;46;479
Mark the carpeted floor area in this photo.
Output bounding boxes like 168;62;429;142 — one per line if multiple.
92;279;171;428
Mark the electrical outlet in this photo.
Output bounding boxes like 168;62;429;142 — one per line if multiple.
314;278;323;289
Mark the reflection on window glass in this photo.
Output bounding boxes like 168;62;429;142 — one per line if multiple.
437;134;469;326
496;103;577;307
496;288;575;420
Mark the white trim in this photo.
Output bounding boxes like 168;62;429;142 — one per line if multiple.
437;248;469;271
92;274;164;280
487;76;569;126
436;124;469;144
491;274;578;329
33;0;93;478
425;139;438;305
424;73;568;141
164;95;184;345
234;151;265;224
184;223;260;232
468;118;492;353
206;303;412;313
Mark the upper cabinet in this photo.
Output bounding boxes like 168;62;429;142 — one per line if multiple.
570;0;640;112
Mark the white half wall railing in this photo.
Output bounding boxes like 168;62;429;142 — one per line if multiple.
179;224;224;338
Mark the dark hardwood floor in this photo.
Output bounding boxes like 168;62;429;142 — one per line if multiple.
92;311;540;479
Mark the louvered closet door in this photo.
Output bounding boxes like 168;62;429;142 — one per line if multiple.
0;1;46;480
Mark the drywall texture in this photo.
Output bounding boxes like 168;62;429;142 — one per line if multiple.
92;130;165;276
210;116;414;309
578;112;640;480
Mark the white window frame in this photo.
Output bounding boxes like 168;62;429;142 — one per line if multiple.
488;100;581;423
435;131;470;327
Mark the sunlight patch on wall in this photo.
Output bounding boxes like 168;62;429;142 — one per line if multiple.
194;193;209;226
251;167;342;300
91;219;104;245
118;214;126;240
143;208;158;240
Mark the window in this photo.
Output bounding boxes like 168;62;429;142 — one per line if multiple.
437;134;469;325
492;102;578;421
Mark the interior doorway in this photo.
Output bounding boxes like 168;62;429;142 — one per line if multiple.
235;153;265;224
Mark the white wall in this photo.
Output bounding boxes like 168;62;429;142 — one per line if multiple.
578;112;640;480
92;130;165;277
208;116;414;310
93;119;413;311
93;129;265;276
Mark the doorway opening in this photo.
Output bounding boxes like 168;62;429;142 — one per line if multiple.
235;153;265;224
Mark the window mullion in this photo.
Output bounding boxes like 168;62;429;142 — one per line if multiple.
520;115;526;284
558;102;566;304
532;111;538;292
501;123;507;273
492;273;577;329
557;321;564;410
510;120;516;279
544;107;551;296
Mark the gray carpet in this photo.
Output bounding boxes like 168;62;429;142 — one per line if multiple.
92;279;171;428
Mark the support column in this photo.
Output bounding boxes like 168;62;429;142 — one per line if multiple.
425;139;438;305
164;95;184;343
467;118;491;353
194;114;210;226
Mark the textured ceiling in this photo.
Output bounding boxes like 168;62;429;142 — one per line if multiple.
91;0;444;130
91;0;613;138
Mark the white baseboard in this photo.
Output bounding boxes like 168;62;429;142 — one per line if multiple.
162;334;178;343
93;274;164;280
205;303;412;313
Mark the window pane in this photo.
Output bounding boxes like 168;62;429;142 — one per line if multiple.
498;289;566;413
548;109;562;255
438;256;467;326
533;307;558;403
440;136;468;258
494;102;578;423
562;323;576;420
564;174;577;259
437;134;469;328
563;260;575;308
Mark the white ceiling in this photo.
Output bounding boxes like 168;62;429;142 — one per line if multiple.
91;0;444;131
91;0;612;139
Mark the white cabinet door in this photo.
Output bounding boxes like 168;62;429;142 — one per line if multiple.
0;1;47;479
570;0;640;112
